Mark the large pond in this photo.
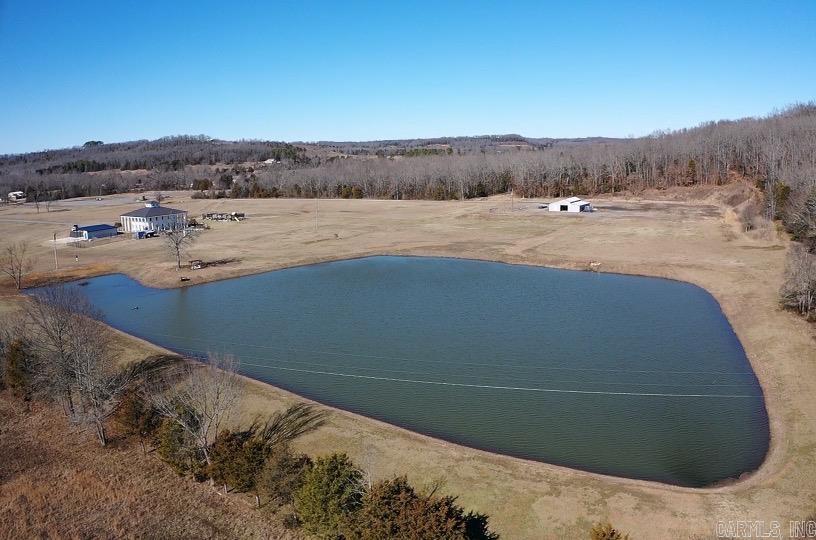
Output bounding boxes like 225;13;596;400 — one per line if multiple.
59;256;769;486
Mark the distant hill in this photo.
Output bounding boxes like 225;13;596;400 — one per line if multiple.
0;133;624;170
1;104;813;241
300;135;625;156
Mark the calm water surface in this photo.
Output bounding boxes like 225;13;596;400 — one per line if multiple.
61;256;769;486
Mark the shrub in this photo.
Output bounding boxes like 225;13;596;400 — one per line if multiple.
192;179;212;191
206;404;325;501
590;522;629;540
282;512;301;529
343;476;498;540
257;444;312;507
114;391;161;452
207;428;267;493
2;338;35;400
295;453;363;538
156;418;198;475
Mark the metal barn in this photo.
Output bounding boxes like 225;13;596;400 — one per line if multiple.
547;197;593;213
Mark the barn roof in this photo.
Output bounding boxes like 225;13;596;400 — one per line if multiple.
550;197;590;205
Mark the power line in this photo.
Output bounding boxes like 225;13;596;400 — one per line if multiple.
236;361;762;399
153;342;763;398
166;343;759;389
130;327;758;377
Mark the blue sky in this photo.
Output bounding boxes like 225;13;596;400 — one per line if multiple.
0;0;814;154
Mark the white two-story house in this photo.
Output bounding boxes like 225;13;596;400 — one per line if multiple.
120;201;187;233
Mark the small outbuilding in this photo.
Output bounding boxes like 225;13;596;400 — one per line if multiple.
547;197;593;213
70;224;119;240
7;191;26;203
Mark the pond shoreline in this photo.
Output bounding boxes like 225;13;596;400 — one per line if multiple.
29;253;773;493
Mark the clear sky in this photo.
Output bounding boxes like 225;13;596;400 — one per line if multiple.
1;0;814;154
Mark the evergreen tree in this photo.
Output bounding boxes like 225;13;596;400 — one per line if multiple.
114;391;161;453
207;428;261;493
157;417;197;475
343;476;498;540
2;338;34;400
686;159;697;184
294;453;363;538
475;181;488;198
207;405;325;504
257;444;312;507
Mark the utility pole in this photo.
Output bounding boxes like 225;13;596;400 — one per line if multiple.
314;194;319;232
52;232;58;270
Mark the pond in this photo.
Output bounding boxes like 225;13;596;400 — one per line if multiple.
58;256;769;487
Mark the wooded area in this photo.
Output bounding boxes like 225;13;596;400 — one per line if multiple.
2;104;813;218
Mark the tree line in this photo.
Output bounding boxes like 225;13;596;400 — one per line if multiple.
1;135;307;171
3;104;814;220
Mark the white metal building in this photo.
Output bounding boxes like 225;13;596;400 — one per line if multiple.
547;197;593;213
120;201;187;233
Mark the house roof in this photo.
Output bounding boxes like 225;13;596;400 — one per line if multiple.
77;224;117;232
120;205;186;218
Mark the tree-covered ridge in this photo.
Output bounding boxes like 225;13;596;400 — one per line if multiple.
0;135;307;172
2;103;814;228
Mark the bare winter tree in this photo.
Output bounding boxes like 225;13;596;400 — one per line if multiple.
23;285;100;414
69;346;183;446
22;285;183;445
164;229;198;269
1;242;33;289
147;353;243;466
781;244;816;318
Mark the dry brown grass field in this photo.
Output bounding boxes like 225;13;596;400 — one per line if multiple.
0;394;296;540
1;184;814;539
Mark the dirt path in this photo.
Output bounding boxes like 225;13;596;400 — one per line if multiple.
1;187;813;539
